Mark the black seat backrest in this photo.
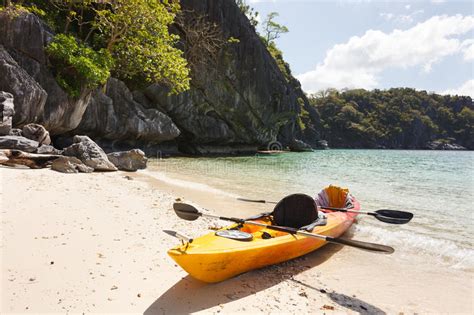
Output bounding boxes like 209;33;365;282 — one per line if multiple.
272;194;318;229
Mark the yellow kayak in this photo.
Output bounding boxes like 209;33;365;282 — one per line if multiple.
168;191;359;283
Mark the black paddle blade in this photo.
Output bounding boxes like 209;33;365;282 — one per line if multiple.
328;236;395;254
237;197;267;203
173;203;201;221
373;210;414;224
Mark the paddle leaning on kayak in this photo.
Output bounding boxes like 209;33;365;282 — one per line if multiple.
165;185;413;283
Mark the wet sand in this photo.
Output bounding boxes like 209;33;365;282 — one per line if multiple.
1;167;472;314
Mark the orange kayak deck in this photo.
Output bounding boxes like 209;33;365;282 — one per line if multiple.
168;205;359;283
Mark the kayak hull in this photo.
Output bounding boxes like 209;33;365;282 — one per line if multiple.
168;201;359;283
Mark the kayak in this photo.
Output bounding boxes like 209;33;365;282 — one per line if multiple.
167;195;360;283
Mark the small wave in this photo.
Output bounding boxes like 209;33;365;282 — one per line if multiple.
143;170;240;199
354;224;474;270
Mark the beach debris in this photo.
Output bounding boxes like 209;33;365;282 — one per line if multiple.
320;289;327;294
137;293;141;298
0;149;61;168
50;261;54;265
321;304;335;310
107;149;147;171
28;277;36;282
111;285;118;290
298;291;308;298
124;175;133;180
208;224;223;230
51;156;94;174
97;253;105;259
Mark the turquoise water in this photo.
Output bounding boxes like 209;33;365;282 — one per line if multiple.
148;150;474;270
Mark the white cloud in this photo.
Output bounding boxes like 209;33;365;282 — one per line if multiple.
405;4;411;10
296;15;474;93
461;39;474;61
442;80;474;98
380;9;424;25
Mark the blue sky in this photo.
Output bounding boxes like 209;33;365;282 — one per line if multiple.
247;0;474;97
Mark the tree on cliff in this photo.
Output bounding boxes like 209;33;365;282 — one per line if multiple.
93;0;190;93
262;12;288;45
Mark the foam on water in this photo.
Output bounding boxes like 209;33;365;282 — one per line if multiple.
354;224;474;271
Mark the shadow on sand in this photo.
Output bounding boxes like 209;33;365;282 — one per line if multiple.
145;232;386;315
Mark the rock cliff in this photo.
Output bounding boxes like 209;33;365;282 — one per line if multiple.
0;1;318;154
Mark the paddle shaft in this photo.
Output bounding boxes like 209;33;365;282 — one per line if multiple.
194;212;392;252
235;198;407;219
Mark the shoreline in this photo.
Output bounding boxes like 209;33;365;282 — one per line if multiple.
1;166;472;314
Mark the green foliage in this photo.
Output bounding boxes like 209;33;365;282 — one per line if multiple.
235;0;259;28
93;0;189;93
17;0;190;95
46;34;112;97
309;88;474;149
262;12;288;45
227;36;240;44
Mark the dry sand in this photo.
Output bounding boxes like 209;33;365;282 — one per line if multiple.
1;166;472;314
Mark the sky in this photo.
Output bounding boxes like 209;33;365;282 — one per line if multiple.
247;0;474;97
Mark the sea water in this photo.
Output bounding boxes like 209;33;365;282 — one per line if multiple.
148;150;474;272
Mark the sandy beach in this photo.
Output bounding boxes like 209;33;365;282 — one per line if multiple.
1;166;472;314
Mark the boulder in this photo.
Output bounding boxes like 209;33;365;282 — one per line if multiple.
0;135;39;152
0;91;14;135
8;128;22;136
289;139;313;152
22;123;51;145
36;144;62;155
107;149;148;171
63;135;117;171
51;156;94;174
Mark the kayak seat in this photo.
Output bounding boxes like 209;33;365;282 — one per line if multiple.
272;194;322;231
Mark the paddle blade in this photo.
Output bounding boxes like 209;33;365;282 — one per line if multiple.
237;198;267;203
328;237;395;254
173;203;202;221
373;210;414;224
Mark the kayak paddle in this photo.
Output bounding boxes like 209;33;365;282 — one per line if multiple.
173;202;394;254
237;197;413;225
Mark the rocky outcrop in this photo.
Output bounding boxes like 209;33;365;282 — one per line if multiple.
0;45;47;126
0;11;92;134
107;149;148;171
72;78;180;147
0;91;15;135
425;141;466;150
0;4;320;154
134;0;314;152
289;139;313;152
63;135;117;171
51;156;94;173
0;135;39;152
22;123;51;145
